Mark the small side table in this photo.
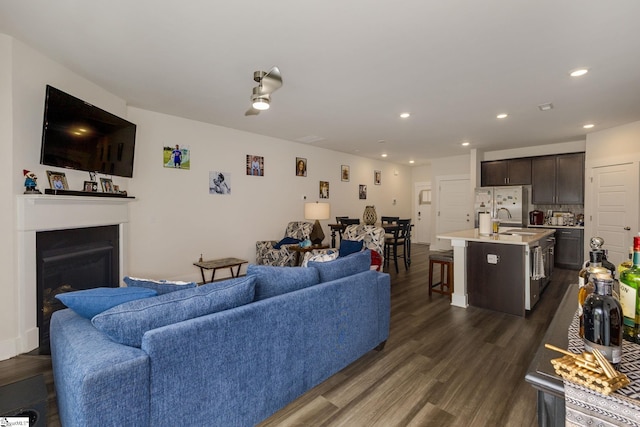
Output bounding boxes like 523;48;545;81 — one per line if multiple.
289;244;330;266
193;257;248;284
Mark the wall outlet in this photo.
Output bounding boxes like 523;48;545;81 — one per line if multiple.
487;254;499;264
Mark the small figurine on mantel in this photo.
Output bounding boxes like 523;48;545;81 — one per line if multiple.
23;169;41;194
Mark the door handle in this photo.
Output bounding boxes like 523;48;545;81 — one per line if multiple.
624;226;631;231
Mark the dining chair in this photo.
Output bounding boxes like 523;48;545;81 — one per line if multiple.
384;219;411;273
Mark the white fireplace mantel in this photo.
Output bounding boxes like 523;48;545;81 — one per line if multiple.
13;194;133;357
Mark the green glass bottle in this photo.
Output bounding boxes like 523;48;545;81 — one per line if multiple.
619;235;640;343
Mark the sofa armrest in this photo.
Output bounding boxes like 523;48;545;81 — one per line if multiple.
50;309;150;427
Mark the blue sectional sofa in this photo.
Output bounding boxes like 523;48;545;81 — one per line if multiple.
50;250;390;427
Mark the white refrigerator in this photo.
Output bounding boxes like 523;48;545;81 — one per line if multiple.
474;186;530;227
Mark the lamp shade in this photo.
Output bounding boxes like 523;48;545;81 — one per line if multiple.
304;202;330;220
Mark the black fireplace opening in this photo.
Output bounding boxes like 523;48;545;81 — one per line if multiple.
36;225;119;354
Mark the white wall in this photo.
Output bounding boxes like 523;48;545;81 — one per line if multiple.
1;36;134;359
0;35;16;359
126;108;412;282
585;120;640;165
1;34;411;358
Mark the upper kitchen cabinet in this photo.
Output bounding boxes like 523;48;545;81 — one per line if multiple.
532;152;585;204
481;158;532;186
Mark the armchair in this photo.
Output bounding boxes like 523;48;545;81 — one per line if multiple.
256;221;314;266
342;224;385;269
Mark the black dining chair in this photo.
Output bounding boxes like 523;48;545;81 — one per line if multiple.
380;216;399;224
384;219;411;273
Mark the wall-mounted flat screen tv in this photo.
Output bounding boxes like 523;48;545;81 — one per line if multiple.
40;85;137;178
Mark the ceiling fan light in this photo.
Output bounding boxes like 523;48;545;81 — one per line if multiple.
252;98;270;110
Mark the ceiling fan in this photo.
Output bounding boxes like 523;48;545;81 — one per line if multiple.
245;66;283;116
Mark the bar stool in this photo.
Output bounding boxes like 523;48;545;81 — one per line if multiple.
428;250;454;300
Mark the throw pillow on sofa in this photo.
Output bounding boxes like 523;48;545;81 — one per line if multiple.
123;276;197;295
273;237;300;249
338;239;363;257
55;287;157;319
92;275;255;347
247;264;320;301
308;249;371;282
300;249;339;267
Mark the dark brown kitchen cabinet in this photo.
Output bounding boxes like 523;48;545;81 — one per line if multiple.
532;153;584;205
467;241;526;317
481;158;532;186
555;228;584;270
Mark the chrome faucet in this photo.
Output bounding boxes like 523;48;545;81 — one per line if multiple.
496;207;512;219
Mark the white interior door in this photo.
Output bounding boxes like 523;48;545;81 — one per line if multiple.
589;162;640;267
433;176;471;250
414;182;431;244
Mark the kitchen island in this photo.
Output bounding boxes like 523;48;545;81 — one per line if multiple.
437;227;556;316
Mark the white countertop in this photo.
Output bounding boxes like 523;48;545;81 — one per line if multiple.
437;227;556;246
528;224;584;230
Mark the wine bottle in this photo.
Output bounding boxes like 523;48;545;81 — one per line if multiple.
619;235;640;343
619;247;633;275
583;275;623;366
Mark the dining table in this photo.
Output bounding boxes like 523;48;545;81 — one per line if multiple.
327;222;412;265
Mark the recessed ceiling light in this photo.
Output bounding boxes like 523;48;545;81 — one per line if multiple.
381;153;388;158
400;112;410;119
538;103;553;111
461;141;470;147
409;160;415;164
583;123;595;129
496;113;508;119
570;68;589;77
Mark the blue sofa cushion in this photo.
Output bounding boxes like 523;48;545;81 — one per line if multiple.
124;276;197;295
247;264;320;301
338;239;363;257
92;276;256;347
55;287;157;319
309;249;371;282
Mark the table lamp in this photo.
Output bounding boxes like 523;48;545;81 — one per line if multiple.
304;202;330;245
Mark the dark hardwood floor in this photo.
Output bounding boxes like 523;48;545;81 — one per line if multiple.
0;244;575;426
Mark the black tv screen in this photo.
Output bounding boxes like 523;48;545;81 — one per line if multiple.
40;85;136;178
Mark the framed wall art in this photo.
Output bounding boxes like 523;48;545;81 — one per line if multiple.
210;171;231;194
46;171;68;190
164;144;190;169
374;170;381;185
359;185;367;200
296;157;307;177
319;181;329;199
341;165;350;182
246;155;264;176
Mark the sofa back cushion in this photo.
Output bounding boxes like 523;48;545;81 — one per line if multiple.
55;287;158;319
309;249;371;282
124;276;197;295
247;264;320;301
92;276;256;347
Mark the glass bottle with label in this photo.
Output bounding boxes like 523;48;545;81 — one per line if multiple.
583;275;623;367
619;235;640;343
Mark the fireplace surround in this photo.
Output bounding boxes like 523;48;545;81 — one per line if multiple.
14;194;132;357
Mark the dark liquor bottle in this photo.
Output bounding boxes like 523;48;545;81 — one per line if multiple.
578;250;609;337
583;275;623;366
619;235;640;343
